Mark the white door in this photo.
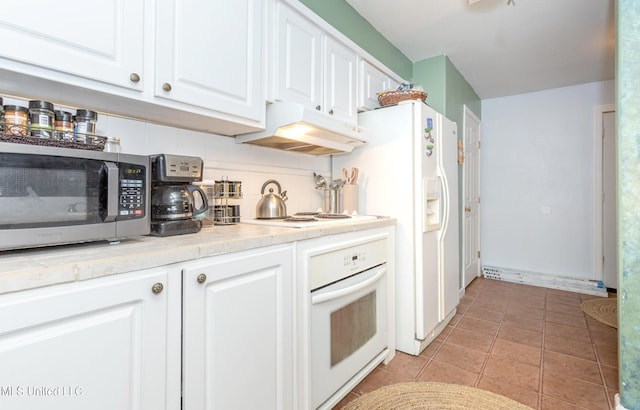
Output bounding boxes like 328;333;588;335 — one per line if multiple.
602;110;617;289
181;245;294;410
0;0;144;90
441;117;460;318
463;105;481;287
155;0;265;121
0;268;177;410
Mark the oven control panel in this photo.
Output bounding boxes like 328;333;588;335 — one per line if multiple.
309;238;387;291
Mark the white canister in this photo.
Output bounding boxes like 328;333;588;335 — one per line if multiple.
342;184;359;215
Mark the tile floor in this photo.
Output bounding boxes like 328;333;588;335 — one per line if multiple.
334;277;618;410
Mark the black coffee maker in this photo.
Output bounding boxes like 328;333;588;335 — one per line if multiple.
150;154;208;236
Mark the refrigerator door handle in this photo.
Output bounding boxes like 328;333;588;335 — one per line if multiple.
439;171;450;240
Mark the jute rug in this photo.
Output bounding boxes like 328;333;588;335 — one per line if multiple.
581;297;618;328
342;382;534;410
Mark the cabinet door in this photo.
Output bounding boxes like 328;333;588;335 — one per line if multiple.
0;0;144;90
0;268;179;410
273;3;323;110
155;0;265;122
324;36;358;123
359;60;391;111
182;245;293;410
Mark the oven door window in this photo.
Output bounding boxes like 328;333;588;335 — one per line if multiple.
331;291;377;367
0;153;105;229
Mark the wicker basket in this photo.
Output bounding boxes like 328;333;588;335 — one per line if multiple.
377;89;427;107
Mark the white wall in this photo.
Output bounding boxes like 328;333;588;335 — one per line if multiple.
480;80;614;279
2;96;332;220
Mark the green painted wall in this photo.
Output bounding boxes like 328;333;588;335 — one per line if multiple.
297;0;413;80
412;56;447;114
445;58;482;123
617;0;640;408
413;55;482;126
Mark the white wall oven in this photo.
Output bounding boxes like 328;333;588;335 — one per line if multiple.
298;230;394;409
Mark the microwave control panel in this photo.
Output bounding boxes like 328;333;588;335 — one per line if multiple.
118;163;146;219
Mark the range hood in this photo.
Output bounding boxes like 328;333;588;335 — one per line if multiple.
235;102;367;155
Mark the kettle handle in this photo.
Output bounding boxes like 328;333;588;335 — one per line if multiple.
187;185;209;218
260;179;282;195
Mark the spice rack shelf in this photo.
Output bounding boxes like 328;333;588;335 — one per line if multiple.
204;180;242;225
1;122;107;151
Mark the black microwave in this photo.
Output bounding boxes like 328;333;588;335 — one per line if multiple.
0;142;150;250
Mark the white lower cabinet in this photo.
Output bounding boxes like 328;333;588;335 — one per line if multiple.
0;266;181;410
181;244;294;410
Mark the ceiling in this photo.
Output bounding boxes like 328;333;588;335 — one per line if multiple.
346;0;615;99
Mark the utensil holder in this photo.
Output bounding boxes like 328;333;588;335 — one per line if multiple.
343;184;359;215
324;187;343;214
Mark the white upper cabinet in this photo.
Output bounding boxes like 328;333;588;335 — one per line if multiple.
155;0;265;123
273;4;323;111
0;0;144;91
0;0;266;135
272;2;358;124
359;59;392;111
324;36;358;122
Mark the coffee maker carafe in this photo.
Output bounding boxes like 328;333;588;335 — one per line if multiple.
150;154;208;236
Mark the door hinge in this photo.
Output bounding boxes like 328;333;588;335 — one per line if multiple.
476;141;481;149
477;251;481;258
477;196;481;204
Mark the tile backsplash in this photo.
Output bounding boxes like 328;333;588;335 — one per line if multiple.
2;95;333;219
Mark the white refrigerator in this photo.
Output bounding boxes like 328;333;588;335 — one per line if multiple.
333;100;460;355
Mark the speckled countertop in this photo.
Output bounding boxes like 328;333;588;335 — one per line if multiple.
0;218;395;296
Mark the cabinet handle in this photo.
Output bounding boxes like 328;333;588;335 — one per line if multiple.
315;105;321;111
162;83;172;92
196;273;207;284
130;73;141;83
151;282;164;294
328;109;334;115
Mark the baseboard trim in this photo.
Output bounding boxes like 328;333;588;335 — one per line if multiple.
482;265;608;296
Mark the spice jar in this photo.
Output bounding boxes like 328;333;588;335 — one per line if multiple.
104;136;121;153
2;105;28;136
74;109;98;144
54;110;74;141
29;100;55;139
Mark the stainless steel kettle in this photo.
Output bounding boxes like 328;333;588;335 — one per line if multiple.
256;179;288;219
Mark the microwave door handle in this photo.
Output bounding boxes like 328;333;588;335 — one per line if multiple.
104;162;119;222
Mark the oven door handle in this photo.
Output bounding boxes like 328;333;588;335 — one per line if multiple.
311;268;386;305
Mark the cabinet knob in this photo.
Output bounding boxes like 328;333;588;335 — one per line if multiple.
162;83;172;92
328;109;334;115
315;105;321;111
196;273;207;284
151;282;164;294
130;73;141;83
465;206;472;213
